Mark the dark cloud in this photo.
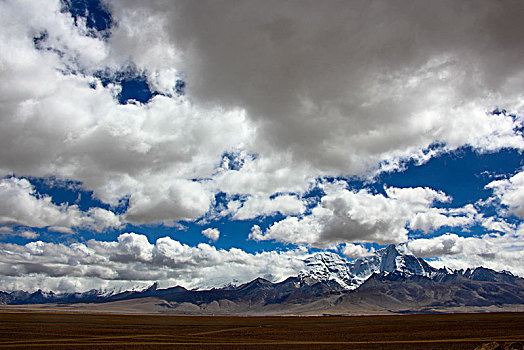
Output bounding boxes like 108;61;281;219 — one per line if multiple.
112;0;524;173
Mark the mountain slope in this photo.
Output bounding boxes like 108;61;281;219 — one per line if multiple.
301;244;444;289
1;244;523;315
328;271;524;314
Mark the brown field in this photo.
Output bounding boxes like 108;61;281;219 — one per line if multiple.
0;311;522;349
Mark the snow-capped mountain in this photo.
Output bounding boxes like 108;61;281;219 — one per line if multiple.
301;244;443;290
1;243;522;315
299;251;354;288
0;244;523;315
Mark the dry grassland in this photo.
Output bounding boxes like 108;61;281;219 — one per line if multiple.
0;311;522;349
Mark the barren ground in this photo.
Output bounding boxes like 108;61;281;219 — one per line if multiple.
0;311;522;349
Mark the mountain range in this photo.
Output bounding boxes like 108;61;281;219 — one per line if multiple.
1;244;523;315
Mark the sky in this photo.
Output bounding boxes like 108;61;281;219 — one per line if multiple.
0;0;524;293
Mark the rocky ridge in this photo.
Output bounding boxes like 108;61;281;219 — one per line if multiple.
300;244;446;289
1;244;523;315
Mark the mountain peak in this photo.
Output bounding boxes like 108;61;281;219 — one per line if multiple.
301;243;439;290
384;243;398;252
461;266;523;285
235;277;273;292
301;251;353;289
380;243;414;257
145;282;159;292
307;251;348;264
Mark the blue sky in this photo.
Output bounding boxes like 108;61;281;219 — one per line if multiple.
0;0;523;292
10;146;523;251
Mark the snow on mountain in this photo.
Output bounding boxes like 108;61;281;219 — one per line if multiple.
2;244;521;306
301;244;443;290
299;252;354;289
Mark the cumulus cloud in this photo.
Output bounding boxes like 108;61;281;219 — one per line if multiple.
408;234;468;258
211;154;314;198
486;170;524;218
252;183;464;247
408;230;524;276
232;194;305;220
0;232;307;292
0;177;78;229
408;205;478;233
0;226;39;239
0;177;122;233
342;244;374;259
2;0;524;229
18;231;40;239
108;0;524;177
123;179;214;225
85;207;123;232
201;228;220;241
1;0;524;290
110;232;154;263
248;225;264;241
480;217;516;234
0;0;254;224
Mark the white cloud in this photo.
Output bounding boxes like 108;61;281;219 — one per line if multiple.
408;205;478;233
408;233;467;257
408;230;524;276
0;0;255;224
123;179;214;225
0;177;122;233
85;207;124;232
18;231;40;239
106;0;524;178
0;177;83;230
0;232;307;292
253;183;459;247
0;227;15;236
486;170;524;218
248;225;263;241
211;154;314;197
0;226;39;239
201;228;220;241
2;0;524;229
480;216;516;233
0;0;524;289
342;244;374;259
232;194;305;220
111;232;154;263
385;187;451;208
